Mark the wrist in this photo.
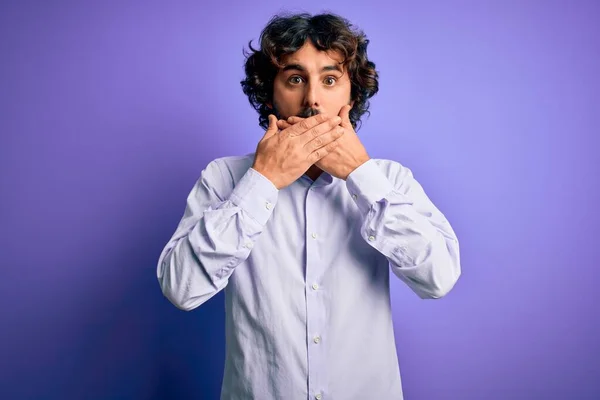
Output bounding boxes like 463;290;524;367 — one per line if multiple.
344;156;371;180
251;165;282;190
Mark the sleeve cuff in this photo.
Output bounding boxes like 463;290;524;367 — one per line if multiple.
229;167;279;226
346;159;396;214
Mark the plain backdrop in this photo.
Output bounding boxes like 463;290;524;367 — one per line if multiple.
1;1;598;399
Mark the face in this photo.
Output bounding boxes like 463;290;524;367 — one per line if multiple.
269;40;354;120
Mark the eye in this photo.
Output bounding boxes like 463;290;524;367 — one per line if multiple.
324;76;337;86
288;76;304;84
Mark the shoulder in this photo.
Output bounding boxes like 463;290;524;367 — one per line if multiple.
369;158;415;187
199;153;255;193
209;152;255;183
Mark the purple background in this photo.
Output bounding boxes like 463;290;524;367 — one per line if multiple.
1;1;598;399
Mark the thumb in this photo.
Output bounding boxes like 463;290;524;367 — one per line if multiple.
339;105;352;128
263;114;278;138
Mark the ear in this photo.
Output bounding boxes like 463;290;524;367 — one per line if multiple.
266;102;273;109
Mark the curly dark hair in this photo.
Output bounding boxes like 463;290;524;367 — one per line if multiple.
240;12;379;131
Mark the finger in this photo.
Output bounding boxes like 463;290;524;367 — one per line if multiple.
338;105;352;128
277;120;292;130
288;113;336;136
297;117;342;151
293;116;342;145
287;116;305;124
307;130;344;163
263;114;278;138
305;125;345;154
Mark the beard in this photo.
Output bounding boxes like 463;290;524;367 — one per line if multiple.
297;107;320;118
271;105;321;120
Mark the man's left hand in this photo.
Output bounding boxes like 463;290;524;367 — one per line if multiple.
277;105;371;180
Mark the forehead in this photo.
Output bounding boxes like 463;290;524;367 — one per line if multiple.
279;41;345;69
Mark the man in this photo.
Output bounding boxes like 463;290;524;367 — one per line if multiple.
157;12;461;400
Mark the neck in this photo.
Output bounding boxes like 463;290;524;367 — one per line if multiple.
304;165;323;181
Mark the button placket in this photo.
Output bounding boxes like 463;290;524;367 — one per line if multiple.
305;185;327;398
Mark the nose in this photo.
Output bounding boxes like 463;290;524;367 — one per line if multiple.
303;80;320;110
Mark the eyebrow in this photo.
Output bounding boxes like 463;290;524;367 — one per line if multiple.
282;63;343;73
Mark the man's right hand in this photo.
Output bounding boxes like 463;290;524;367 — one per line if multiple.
252;113;344;190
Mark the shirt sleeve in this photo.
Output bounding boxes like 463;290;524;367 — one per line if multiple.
157;159;279;310
345;159;461;299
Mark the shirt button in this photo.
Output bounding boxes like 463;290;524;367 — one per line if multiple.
245;242;253;249
352;194;358;200
368;235;375;241
315;394;322;400
312;283;319;290
311;233;317;239
265;202;272;210
313;336;321;344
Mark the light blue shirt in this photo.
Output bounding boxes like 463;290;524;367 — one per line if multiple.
157;153;461;400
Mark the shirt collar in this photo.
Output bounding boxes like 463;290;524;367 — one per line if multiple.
300;170;335;187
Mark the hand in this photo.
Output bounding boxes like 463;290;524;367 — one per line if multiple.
277;105;370;180
252;113;345;190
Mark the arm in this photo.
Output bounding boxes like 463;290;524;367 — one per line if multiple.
345;159;461;299
157;159;278;311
